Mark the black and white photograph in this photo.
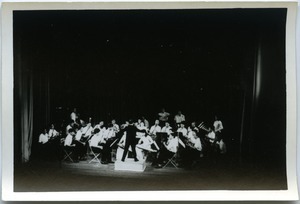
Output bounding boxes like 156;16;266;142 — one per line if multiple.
1;1;299;201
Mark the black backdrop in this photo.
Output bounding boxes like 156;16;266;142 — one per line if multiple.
14;9;286;169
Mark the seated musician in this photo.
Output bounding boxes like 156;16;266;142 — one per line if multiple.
39;129;49;145
116;132;127;161
181;131;202;167
149;119;161;138
190;122;199;134
136;119;147;138
161;122;172;135
100;123;116;164
141;116;150;129
155;133;179;168
206;128;216;143
89;128;103;155
64;128;76;148
63;128;76;161
136;133;159;161
177;123;188;138
74;122;93;161
112;119;120;135
48;124;59;140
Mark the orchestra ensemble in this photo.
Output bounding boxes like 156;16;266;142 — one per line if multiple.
38;108;226;169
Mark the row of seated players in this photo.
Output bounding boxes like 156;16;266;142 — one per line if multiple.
39;119;224;167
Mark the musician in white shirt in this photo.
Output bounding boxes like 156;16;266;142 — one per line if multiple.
94;121;106;136
136;119;147;138
89;129;103;158
48;124;59;139
149;120;161;136
136;134;159;161
101;124;116;164
213;116;223;133
161;122;172;135
177;123;188;137
174;111;185;127
70;108;78;122
112;119;120;134
182;133;202;168
213;116;224;143
142;116;149;128
158;108;170;124
64;129;76;147
39;129;49;144
155;134;179;168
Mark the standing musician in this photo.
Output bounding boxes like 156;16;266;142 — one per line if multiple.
213;116;224;142
121;119;147;162
158;108;170;125
174;111;185;127
70;108;78;123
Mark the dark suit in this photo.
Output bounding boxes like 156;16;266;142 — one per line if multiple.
121;125;146;161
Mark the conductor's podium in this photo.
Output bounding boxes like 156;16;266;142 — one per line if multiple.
114;158;146;172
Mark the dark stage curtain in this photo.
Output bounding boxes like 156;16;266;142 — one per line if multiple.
14;30;51;163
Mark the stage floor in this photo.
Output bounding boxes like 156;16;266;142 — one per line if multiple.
14;155;287;192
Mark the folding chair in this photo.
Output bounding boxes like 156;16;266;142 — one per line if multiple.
163;152;178;169
62;146;74;162
88;140;102;164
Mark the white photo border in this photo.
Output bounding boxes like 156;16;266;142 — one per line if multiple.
1;1;299;201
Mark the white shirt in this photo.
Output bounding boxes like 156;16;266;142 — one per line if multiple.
70;112;77;121
214;120;223;132
149;125;161;135
207;131;216;141
39;133;49;144
161;126;172;135
166;137;178;153
137;135;154;149
90;133;103;147
103;128;116;140
190;136;202;151
82;124;93;137
113;124;120;133
48;129;59;138
187;130;196;140
159;112;170;122
64;134;74;146
174;114;185;123
177;127;188;137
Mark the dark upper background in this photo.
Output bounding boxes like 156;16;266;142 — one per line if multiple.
13;9;286;169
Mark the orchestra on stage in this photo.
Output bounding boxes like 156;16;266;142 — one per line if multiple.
38;108;226;168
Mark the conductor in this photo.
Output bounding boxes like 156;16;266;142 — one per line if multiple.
121;119;147;162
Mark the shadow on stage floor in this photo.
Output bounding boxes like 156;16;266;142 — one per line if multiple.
14;154;287;192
